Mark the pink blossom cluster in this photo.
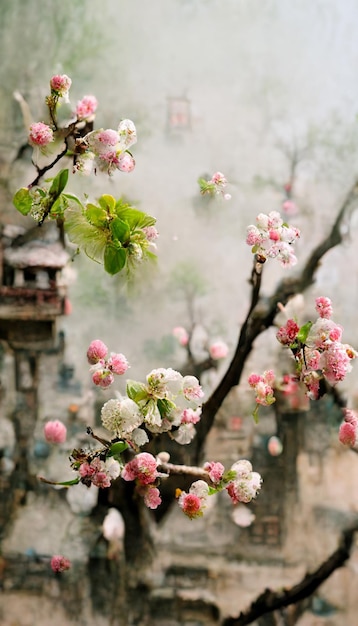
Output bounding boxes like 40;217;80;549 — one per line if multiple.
248;370;276;406
203;461;225;483
75;94;98;121
28;122;54;148
50;74;72;101
172;407;202;444
44;420;67;444
122;452;162;510
79;456;121;489
87;339;129;388
199;171;231;200
51;555;71;573
246;211;300;267
226;460;262;504
178;480;210;519
276;297;357;399
339;408;358;447
75;119;137;176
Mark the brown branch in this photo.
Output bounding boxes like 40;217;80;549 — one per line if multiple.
194;178;358;458
221;522;358;625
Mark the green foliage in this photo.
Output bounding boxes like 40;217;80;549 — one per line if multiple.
109;441;128;458
65;193;157;276
12;187;33;215
126;380;149;403
296;321;313;345
13;171;157;277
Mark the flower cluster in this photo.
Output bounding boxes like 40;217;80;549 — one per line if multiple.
79;456;121;488
198;171;231;200
276;297;357;400
177;459;262;519
339;408;358;447
101;367;203;446
246;211;300;267
178;480;210;519
226;460;262;504
28;122;54;149
87;339;129;388
75;119;137;176
51;555;71;573
50;74;72;101
248;370;276;407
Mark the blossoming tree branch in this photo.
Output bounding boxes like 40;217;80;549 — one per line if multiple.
12;74;358;617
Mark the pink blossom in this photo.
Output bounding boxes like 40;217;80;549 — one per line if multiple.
117;152;135;173
248;373;263;387
209;340;229;360
51;555;71;573
142;226;159;242
172;326;189;346
267;436;283;456
87;339;108;364
246;225;262;247
28;122;54;147
282;200;298;215
92;369;114;388
204;461;224;483
315;296;333;319
122;452;158;485
180;407;201;424
339;421;357;446
276;319;300;345
76;95;98;120
182;376;204;403
107;352;129;375
50;74;72;98
92;471;111;488
321;345;351;385
143;486;162;509
44;420;67;444
269;229;280;241
178;492;203;519
79;462;96;478
210;171;227;186
97;129;119;147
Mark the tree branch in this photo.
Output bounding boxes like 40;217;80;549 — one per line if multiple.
194;178;358;456
221;522;358;625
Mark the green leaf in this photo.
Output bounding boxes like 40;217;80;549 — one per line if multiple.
110;217;130;243
126;380;149;403
252;404;260;424
49;168;69;197
85;203;108;227
157;398;175;418
297;321;313;344
65;202;108;263
104;244;127;275
49;196;66;219
62;192;83;206
109;441;128;456
116;206;156;230
38;476;80;487
98;194;116;213
13;188;33;215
